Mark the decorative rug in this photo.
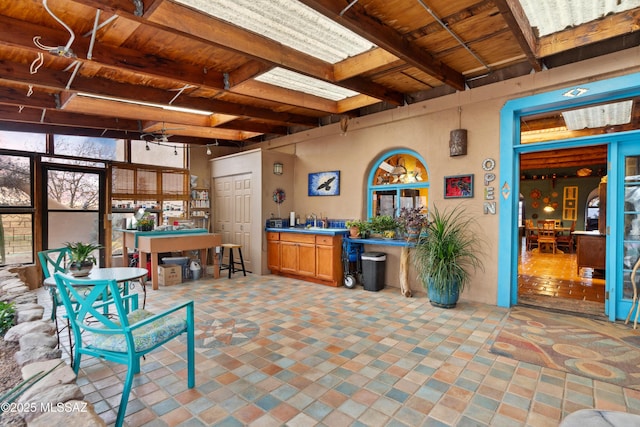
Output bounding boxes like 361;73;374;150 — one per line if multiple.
193;318;260;348
490;307;640;390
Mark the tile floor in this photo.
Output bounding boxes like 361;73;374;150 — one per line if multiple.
39;274;640;426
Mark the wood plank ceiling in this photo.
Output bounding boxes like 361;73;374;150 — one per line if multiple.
0;0;638;149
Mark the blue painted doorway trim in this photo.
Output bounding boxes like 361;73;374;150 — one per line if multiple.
498;71;640;322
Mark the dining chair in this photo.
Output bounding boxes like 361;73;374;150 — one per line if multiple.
53;272;195;427
525;219;539;251
556;220;576;253
537;220;557;254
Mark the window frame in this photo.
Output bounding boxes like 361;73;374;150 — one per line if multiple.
366;149;430;218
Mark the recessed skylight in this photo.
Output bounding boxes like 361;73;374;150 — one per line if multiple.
173;0;376;64
562;100;633;130
256;68;359;101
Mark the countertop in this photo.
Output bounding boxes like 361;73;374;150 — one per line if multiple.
265;228;415;246
265;227;349;236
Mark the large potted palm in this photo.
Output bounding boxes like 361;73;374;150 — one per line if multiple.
413;204;484;308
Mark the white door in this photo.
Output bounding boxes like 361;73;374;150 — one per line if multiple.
213;173;253;272
233;175;252;272
214;177;232;243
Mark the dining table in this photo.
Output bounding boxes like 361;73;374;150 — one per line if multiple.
44;266;149;308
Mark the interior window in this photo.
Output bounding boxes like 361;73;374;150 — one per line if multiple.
368;150;429;218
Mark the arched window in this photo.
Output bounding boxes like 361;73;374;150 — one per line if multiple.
367;150;429;218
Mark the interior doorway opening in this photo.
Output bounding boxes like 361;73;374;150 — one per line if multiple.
517;146;607;317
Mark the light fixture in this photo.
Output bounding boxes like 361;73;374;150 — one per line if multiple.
206;145;212;155
542;182;557;212
273;162;283;175
449;107;468;157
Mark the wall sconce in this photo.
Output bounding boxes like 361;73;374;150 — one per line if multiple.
449;107;468;157
273;162;283;175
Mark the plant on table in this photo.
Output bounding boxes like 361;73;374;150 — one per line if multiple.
346;219;370;238
136;212;155;231
64;241;103;277
397;206;428;241
413;204;484;308
369;215;400;238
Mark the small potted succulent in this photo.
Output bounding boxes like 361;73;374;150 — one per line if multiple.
64;241;102;277
346;219;370;238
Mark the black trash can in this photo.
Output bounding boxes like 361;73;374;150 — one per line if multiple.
361;252;386;291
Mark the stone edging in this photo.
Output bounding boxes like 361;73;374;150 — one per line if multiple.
1;267;106;426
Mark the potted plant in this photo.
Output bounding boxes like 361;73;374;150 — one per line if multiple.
413;204;484;308
64;241;102;277
369;215;399;239
397;206;428;241
136;213;155;231
346;219;369;238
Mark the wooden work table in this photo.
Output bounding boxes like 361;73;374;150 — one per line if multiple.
119;229;221;290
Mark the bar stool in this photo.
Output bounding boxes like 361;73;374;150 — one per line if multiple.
219;243;247;278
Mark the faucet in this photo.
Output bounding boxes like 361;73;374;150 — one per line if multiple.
311;213;317;227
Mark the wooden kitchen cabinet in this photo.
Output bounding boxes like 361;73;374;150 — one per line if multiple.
266;231;344;286
315;235;342;283
266;232;280;272
278;233;316;277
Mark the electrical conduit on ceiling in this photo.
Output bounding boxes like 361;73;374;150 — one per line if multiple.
415;0;492;75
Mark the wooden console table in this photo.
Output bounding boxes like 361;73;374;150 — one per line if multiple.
119;229;221;289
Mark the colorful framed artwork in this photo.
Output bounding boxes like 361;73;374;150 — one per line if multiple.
308;170;340;196
444;174;474;199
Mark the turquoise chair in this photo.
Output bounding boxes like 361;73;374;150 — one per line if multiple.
54;272;195;427
38;248;106;354
38;248;74;348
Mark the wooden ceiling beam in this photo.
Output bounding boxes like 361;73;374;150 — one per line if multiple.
537;9;640;57
333;48;400;81
520;146;607;170
298;0;465;91
0;15;226;90
494;0;542;71
0;58;318;127
70;0;404;106
231;81;339;114
0;103;140;130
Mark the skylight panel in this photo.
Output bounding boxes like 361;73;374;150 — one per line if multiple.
256;68;359;101
174;0;376;63
562;100;633;130
519;0;640;37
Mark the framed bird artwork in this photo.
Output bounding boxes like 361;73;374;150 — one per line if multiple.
308;170;340;196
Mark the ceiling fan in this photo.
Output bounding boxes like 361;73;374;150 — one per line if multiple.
139;123;183;143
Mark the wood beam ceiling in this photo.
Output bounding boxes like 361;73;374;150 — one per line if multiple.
297;0;465;91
